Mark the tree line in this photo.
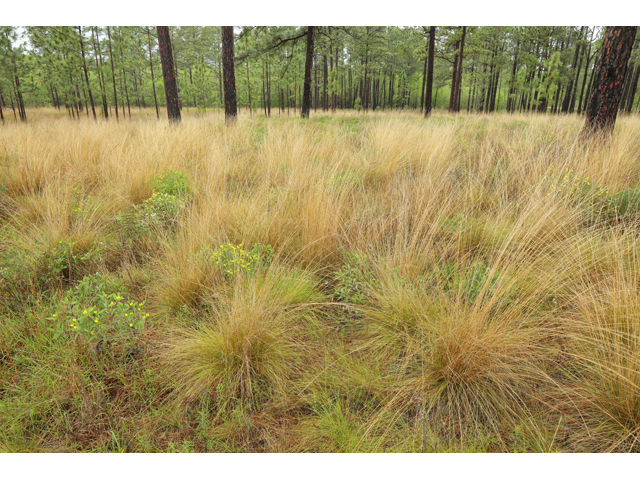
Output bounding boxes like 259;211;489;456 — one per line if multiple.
0;26;638;132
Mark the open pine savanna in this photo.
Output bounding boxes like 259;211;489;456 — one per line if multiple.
2;107;640;452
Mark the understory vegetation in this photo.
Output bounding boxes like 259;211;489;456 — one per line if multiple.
2;108;640;452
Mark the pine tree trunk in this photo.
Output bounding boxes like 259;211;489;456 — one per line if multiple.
133;70;141;109
301;27;315;119
246;59;252;115
448;39;460;112
584;26;637;135
450;27;466;113
146;29;160;119
323;53;328;111
156;26;181;123
424;26;435;118
420;50;428;112
221;26;238;123
106;27;119;120
91;27;109;119
562;28;584;113
623;63;640;113
77;26;97;120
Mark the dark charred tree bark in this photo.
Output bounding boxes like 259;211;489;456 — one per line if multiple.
301;26;316;119
156;26;181;123
584;26;637;136
221;26;238;123
424;26;435;118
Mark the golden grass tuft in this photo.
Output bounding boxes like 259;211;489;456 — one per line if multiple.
3;108;640;451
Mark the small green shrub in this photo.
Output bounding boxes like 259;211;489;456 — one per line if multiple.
334;251;378;305
194;242;274;280
433;261;516;306
0;238;103;299
49;272;148;343
148;169;192;198
593;187;640;225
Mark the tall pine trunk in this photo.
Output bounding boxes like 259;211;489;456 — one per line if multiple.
221;26;238;123
584;26;637;135
424;26;435;118
301;27;316;119
156;26;181;123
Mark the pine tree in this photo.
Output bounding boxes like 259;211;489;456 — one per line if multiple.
156;26;181;123
222;26;238;123
584;26;637;135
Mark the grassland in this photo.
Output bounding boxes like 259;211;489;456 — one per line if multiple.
1;107;640;452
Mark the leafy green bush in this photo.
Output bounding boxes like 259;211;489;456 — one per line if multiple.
148;168;192;198
0;238;103;300
49;272;148;343
195;242;274;280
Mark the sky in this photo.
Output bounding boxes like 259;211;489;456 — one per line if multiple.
4;0;616;27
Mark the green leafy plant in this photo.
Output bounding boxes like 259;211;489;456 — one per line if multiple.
195;242;274;279
334;251;378;305
148;168;192;198
49;272;148;343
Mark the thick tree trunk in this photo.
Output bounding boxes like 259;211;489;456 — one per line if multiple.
221;26;238;123
424;26;435;118
156;26;181;123
584;26;637;135
301;27;315;119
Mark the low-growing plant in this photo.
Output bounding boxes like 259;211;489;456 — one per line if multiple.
148;168;192;198
0;238;103;300
49;272;148;344
195;242;274;280
334;251;378;305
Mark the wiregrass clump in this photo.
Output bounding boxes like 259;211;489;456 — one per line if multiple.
2;109;640;451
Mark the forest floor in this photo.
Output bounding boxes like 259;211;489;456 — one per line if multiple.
1;108;640;452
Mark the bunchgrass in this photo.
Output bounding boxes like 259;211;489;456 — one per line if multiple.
2;107;640;451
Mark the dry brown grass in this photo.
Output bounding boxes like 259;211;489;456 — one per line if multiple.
2;107;640;452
